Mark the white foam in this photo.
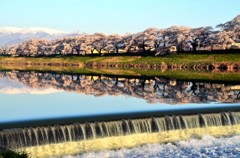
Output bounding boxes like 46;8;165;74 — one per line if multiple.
63;135;240;158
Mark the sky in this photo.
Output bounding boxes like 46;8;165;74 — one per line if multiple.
1;0;240;34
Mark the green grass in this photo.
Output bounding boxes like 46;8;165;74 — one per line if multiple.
0;63;239;83
1;53;240;65
0;54;240;83
132;54;240;65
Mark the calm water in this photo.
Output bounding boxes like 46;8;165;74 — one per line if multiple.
0;71;239;124
0;70;240;157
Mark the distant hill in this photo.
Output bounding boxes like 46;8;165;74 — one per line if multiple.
0;27;85;47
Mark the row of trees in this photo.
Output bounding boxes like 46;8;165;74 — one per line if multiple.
2;15;240;56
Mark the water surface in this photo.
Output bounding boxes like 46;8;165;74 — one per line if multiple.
0;71;239;125
0;70;240;157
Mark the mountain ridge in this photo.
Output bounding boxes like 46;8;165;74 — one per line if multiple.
0;27;69;35
0;27;85;47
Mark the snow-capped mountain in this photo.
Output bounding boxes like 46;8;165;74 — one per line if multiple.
0;27;85;47
0;27;69;35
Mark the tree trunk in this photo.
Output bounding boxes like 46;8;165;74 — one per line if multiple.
115;77;118;85
142;41;146;53
141;79;146;91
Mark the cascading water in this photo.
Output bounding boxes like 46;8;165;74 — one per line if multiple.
1;111;240;150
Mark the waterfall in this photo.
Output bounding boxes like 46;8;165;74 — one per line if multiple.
1;111;240;149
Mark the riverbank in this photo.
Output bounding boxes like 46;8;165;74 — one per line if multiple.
1;64;240;83
0;53;240;67
0;54;240;83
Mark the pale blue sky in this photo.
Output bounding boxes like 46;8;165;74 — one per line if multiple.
0;92;238;123
1;0;240;34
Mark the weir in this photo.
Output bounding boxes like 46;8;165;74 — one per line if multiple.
1;111;240;150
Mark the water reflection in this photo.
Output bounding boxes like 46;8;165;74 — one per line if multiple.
0;71;239;104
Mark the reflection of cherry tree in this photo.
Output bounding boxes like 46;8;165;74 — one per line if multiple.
237;92;240;99
1;71;239;104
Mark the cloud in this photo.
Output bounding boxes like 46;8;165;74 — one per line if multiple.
0;77;63;95
0;87;63;95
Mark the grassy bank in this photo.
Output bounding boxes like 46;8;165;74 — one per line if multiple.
1;63;240;83
0;54;240;83
0;53;240;66
78;53;240;65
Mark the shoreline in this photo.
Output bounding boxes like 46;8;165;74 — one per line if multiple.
0;53;240;71
0;53;240;83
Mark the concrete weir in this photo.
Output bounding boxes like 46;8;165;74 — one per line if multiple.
1;110;240;148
